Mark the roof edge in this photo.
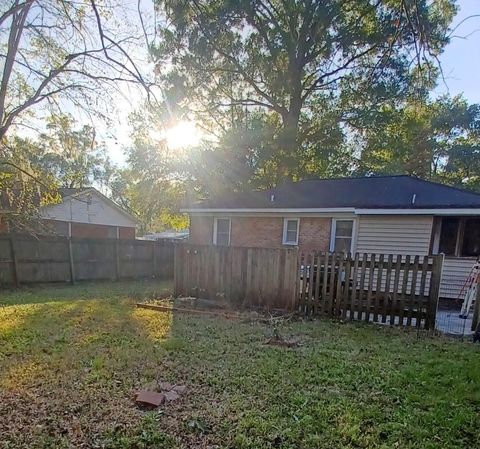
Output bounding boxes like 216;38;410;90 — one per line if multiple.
182;207;480;215
44;187;139;224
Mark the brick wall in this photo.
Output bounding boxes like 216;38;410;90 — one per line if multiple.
231;217;283;248
190;215;214;245
71;222;135;239
119;226;135;239
298;217;331;252
189;215;331;251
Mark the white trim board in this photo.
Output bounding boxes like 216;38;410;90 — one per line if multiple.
183;207;480;216
183;207;355;214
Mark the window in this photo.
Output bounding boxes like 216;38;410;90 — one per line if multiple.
436;217;480;257
438;218;460;255
330;219;354;253
282;218;299;245
213;218;231;246
462;219;480;256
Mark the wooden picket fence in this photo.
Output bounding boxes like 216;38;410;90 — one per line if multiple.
174;244;443;329
297;252;443;330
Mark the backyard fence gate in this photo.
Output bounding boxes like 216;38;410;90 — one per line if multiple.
174;244;443;330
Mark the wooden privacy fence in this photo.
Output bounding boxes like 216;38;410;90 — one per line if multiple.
0;234;174;286
174;244;443;329
298;252;443;330
174;244;298;309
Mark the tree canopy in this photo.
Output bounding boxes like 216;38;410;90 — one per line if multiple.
153;0;456;183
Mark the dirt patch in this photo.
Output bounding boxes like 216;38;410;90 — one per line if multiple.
264;336;301;348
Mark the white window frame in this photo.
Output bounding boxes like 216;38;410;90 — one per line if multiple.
282;218;300;246
330;218;356;253
213;217;231;246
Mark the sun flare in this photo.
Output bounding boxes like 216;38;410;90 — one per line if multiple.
163;120;202;150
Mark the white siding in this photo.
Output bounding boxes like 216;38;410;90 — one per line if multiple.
355;215;433;255
440;257;476;299
40;191;136;227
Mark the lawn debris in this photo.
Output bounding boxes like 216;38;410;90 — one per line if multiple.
264;336;300;348
164;390;181;402
158;381;187;402
264;325;301;348
135;381;188;408
135;390;165;408
158;381;174;391
172;385;187;395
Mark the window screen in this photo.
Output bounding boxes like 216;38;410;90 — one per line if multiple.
215;218;230;246
462;218;480;256
439;217;460;256
333;220;353;252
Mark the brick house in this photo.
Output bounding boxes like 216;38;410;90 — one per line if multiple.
1;187;137;239
183;176;480;299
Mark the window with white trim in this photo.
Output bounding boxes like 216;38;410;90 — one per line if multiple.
331;219;354;253
213;218;231;246
282;218;299;245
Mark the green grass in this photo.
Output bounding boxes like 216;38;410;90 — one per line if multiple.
1;280;479;448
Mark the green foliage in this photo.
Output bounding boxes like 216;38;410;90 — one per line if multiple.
0;113;117;233
36;114;115;189
357;95;480;189
153;0;456;183
109;107;189;234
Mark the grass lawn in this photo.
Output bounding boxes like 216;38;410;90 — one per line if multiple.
1;280;479;448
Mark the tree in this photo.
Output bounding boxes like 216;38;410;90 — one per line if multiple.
153;0;456;182
35;114;115;189
0;0;153;232
0;136;60;234
110;108;189;234
0;0;154;140
0;114;116;232
357;95;480;188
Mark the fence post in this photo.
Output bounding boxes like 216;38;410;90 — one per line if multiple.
292;247;300;311
173;244;180;296
10;236;19;287
115;240;120;281
471;281;480;332
427;254;444;330
152;241;157;278
68;237;75;284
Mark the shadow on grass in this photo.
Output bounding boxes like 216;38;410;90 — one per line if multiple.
0;278;173;306
1;280;480;449
0;279;176;448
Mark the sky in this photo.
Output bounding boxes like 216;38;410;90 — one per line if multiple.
434;0;480;102
102;0;480;166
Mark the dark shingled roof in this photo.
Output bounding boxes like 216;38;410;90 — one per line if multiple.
189;176;480;210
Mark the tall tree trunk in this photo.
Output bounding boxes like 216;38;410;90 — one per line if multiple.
0;0;33;138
